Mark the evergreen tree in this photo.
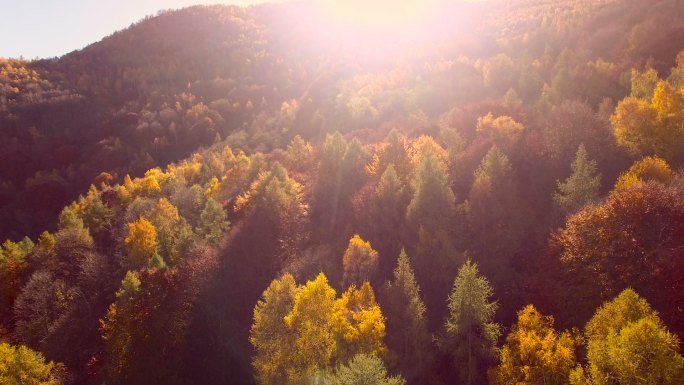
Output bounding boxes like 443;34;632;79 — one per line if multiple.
443;260;500;385
467;145;520;261
196;197;229;245
325;354;405;385
367;164;410;274
381;249;430;382
553;144;601;215
406;144;459;316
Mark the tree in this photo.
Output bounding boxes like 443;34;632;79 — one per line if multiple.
124;218;159;268
0;343;63;385
250;274;297;385
443;260;500;385
332;282;386;363
630;68;659;100
381;249;430;382
614;156;675;190
342;234;379;286
146;198;194;266
556;182;684;335
570;289;684;385
366;165;410;274
283;273;338;382
553;144;601;215
325;354;405;385
494;305;577;385
196;197;229;245
611;81;684;159
250;273;387;384
467;145;521;263
406;142;459;313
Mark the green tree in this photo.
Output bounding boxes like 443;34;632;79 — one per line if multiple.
553;144;601;215
342;234;379;286
443;260;500;385
325;354;405;385
406;142;459;312
196;197;229;245
0;343;63;385
570;289;684;385
381;249;430;382
367;164;410;273
467;145;521;263
494;305;577;385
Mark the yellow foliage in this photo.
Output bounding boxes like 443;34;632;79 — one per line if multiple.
495;305;577;385
614;156;675;190
342;234;379;286
124;218;158;268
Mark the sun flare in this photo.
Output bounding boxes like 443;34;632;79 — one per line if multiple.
320;0;443;30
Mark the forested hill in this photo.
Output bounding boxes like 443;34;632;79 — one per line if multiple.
1;0;684;384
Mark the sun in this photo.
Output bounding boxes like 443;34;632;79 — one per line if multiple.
320;0;441;31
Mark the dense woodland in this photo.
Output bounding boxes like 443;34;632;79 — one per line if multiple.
1;0;684;384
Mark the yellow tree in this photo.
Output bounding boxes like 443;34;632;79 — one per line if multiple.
250;274;297;385
612;81;684;159
571;289;684;385
494;305;577;385
284;273;338;382
332;282;386;363
342;234;379;286
124;218;159;268
614;156;675;190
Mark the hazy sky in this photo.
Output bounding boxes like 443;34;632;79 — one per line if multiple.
0;1;273;59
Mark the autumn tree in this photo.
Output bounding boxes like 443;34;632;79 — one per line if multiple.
145;198;194;266
553;144;601;215
284;273;338;382
381;249;431;382
611;80;684;159
443;260;500;385
342;234;379;286
124;218;159;269
494;305;577;385
556;182;684;335
614;155;675;190
0;343;64;385
251;273;387;384
325;354;405;385
570;289;684;385
250;274;297;385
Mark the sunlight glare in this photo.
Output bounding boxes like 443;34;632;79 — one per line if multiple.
321;0;442;31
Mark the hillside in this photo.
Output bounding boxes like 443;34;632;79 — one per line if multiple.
1;0;684;384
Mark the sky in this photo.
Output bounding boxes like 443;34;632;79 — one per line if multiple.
0;1;273;59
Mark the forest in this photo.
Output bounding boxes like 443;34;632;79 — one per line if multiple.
1;0;684;384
